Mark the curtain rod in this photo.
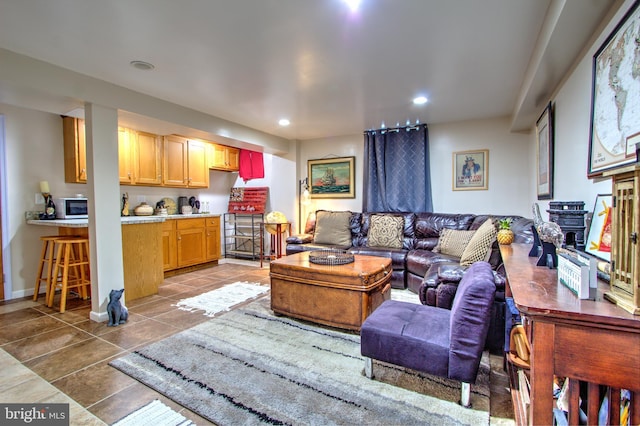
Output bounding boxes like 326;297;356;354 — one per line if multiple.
363;123;427;134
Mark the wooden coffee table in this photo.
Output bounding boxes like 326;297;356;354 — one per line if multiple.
269;251;392;331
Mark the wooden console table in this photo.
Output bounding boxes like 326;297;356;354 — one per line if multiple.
501;244;640;426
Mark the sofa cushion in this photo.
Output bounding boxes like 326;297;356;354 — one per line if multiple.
313;210;352;246
367;214;404;249
460;218;497;266
433;228;476;258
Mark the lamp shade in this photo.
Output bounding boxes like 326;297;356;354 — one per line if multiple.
39;181;50;193
265;211;287;234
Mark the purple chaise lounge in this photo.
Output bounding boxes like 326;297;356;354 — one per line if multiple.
360;261;496;407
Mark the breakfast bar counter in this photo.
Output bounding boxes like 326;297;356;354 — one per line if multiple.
28;216;167;301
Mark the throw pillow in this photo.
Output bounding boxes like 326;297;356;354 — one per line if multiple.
460;218;497;266
433;228;476;258
367;214;404;249
313;210;352;246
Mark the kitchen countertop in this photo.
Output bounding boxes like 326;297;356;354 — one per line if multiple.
27;213;221;227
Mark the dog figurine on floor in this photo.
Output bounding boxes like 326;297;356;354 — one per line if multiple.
107;288;129;326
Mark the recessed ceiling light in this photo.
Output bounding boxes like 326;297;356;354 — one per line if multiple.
344;0;361;12
413;96;428;105
130;60;155;71
278;119;290;127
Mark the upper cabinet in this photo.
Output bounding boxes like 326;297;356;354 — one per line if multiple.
62;117;235;188
62;116;87;183
118;127;134;184
126;130;163;186
162;135;209;188
208;143;239;172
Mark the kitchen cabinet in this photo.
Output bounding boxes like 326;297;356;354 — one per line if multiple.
62;116;87;183
162;220;178;271
118;127;134;184
64;117;163;186
208;143;239;171
119;128;163;186
177;218;206;267
134;131;163;185
205;216;221;261
163;216;221;272
163;135;209;188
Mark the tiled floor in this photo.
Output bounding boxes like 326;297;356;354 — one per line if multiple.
0;259;515;425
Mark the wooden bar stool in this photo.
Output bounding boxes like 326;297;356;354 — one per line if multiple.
48;237;91;313
33;235;65;302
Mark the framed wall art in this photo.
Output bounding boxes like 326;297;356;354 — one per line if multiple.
537;102;554;200
588;0;640;176
585;193;612;262
307;156;355;198
452;149;488;191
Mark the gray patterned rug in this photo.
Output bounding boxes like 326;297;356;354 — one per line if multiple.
110;297;489;425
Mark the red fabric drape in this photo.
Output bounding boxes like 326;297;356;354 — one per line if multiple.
239;149;264;182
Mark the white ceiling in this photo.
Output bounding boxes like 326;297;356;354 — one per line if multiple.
0;0;615;141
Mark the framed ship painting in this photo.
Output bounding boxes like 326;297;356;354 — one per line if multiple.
308;156;355;198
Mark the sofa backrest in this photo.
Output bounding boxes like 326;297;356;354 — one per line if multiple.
301;210;534;266
447;261;496;383
413;213;476;250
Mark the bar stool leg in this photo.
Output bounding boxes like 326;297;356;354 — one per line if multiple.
33;236;59;302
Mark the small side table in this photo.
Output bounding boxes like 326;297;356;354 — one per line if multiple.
260;222;291;267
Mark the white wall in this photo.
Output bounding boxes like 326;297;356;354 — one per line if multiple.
300;117;533;219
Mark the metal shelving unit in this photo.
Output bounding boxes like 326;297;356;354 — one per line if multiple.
224;213;263;260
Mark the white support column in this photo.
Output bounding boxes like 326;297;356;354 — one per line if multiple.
84;103;125;322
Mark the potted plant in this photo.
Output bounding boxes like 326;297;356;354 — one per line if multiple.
497;218;514;245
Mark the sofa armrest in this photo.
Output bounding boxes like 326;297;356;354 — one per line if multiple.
286;233;314;244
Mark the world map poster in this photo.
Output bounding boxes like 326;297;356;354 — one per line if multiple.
589;1;640;176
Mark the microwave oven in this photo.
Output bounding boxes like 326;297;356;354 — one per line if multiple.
56;197;89;219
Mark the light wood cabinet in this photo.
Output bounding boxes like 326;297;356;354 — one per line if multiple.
163;135;209;188
162;220;177;271
163;217;221;271
205;216;221;261
120;128;163;185
134;131;163;185
62;116;87;183
118;127;134;184
176;218;206;267
64;117;163;186
208;143;239;171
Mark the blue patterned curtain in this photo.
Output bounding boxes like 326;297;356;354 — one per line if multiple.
363;124;433;212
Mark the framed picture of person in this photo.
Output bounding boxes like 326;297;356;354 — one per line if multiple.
452;149;488;191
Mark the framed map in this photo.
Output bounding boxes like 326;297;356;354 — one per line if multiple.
588;0;640;177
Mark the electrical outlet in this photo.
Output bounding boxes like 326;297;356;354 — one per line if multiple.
35;193;45;204
137;195;146;202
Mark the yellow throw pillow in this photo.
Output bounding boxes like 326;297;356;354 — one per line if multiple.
433;228;476;258
367;214;404;249
460;219;497;266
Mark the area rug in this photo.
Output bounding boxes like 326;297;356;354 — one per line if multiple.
174;281;269;316
111;298;490;425
112;399;194;426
